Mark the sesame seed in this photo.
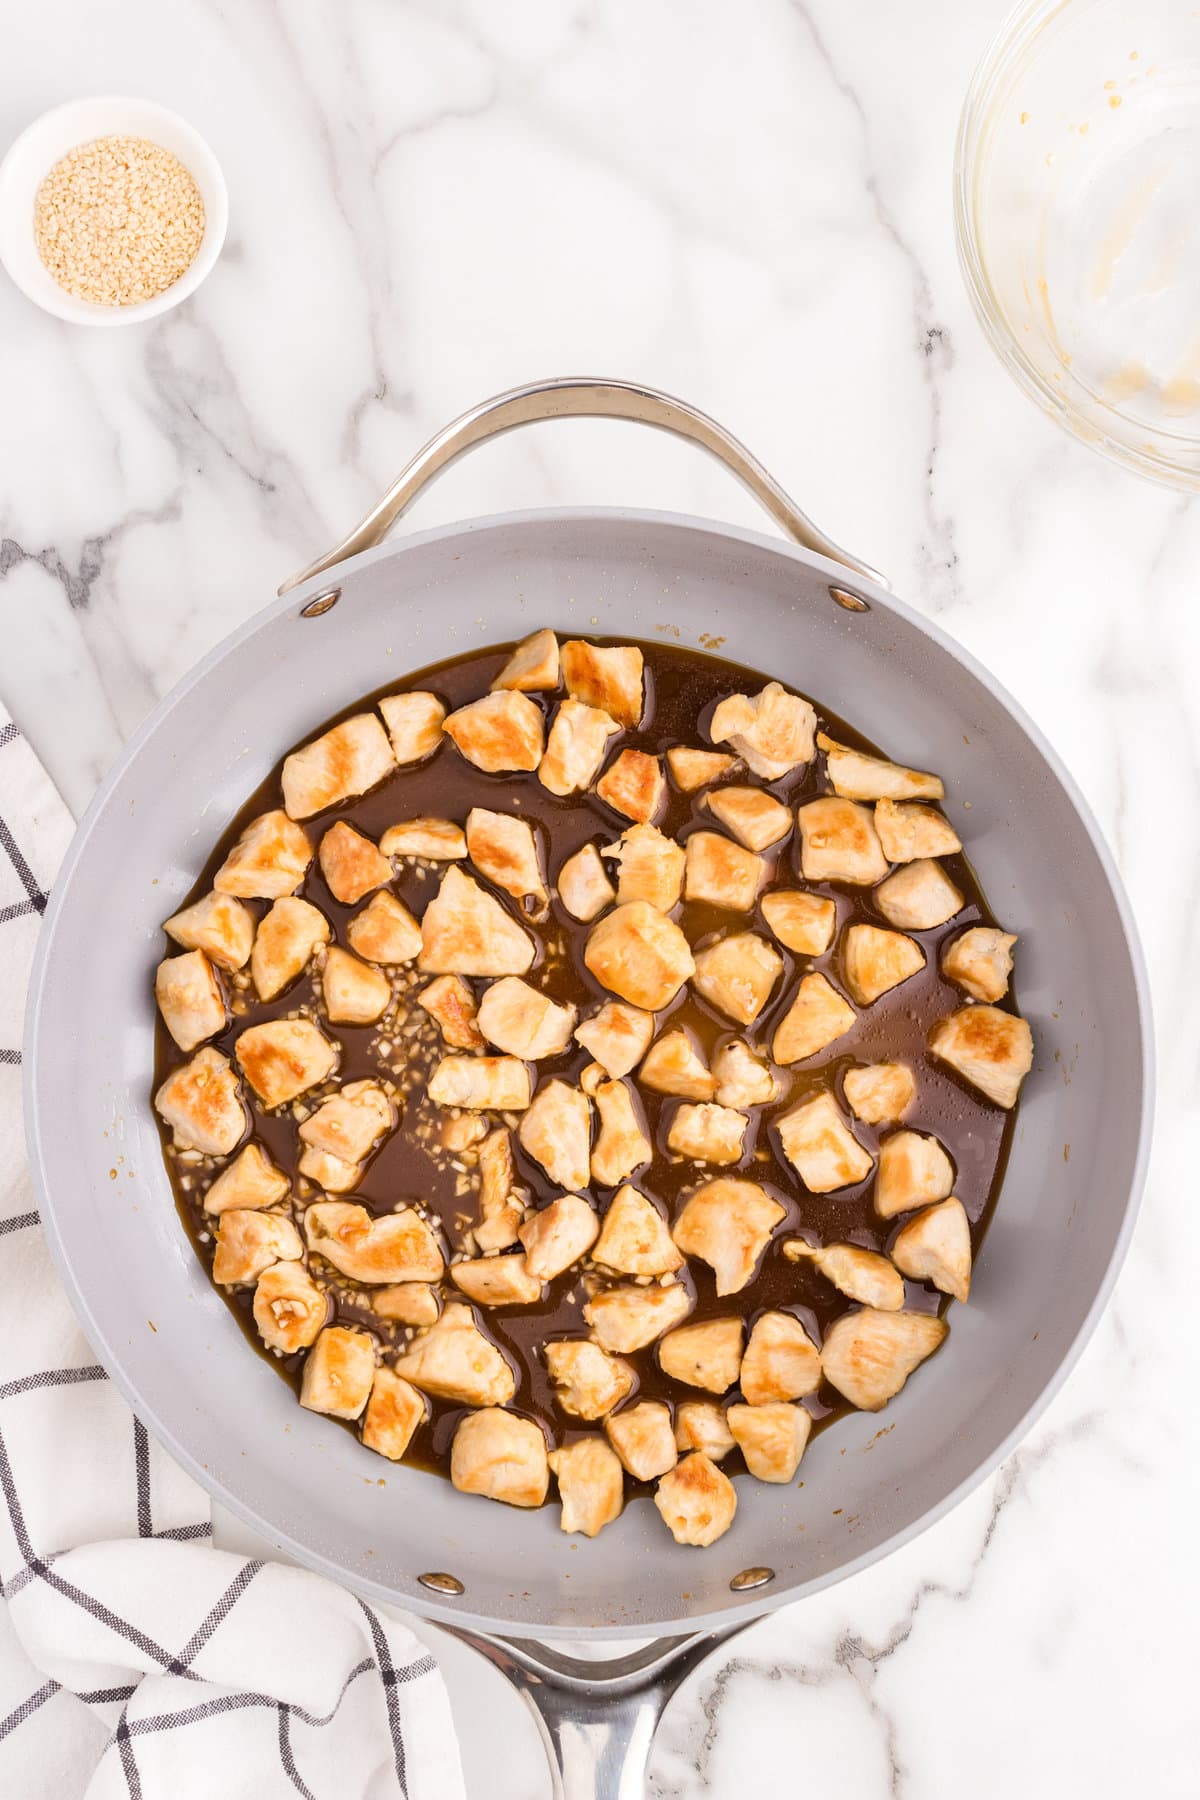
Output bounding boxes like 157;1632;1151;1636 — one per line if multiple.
34;135;205;306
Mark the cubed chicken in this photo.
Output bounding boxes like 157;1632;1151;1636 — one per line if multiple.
442;1112;487;1150
377;691;446;764
392;1303;515;1406
418;975;484;1049
560;639;644;727
727;1402;811;1483
163;890;254;971
544;1338;635;1419
251;897;332;1000
297;1144;360;1193
704;786;792;852
739;1310;822;1403
709;682;816;780
155;950;225;1053
491;628;561;692
591;1079;652;1187
675;1400;736;1461
891;1197;972;1302
213;810;313;899
874;1129;955;1218
596;749;665;823
639;1028;715;1100
691;932;783;1026
771;972;856;1064
654;1453;737;1546
658;1317;745;1393
941;927;1017;1003
585;902;695;1010
842;924;924;1005
671;1177;784;1294
477;977;577;1060
155;1047;245;1155
520;1194;599;1280
575;1002;654;1079
875;859;964;932
304;1200;445;1283
712;1039;778;1108
443;690;545;774
252;1259;329;1354
539;698;621;796
606;1401;678;1481
797;797;888;886
371;1283;441;1327
666;1102;748;1165
821;1308;949;1411
557;844;616;922
783;1238;905;1310
817;733;943;802
419;867;535;977
361;1368;428;1461
465;808;546;903
429;1055;531;1112
776;1092;874;1192
584;1281;693;1353
299;1079;394;1164
347;891;423;965
759;889;837;956
667;746;737;791
874;798;961;863
281;715;396;820
593;1184;682;1275
450;1408;549;1508
549;1438;624;1537
318;822;390;905
379;818;467;861
203;1142;289;1215
683;831;765;912
212;1209;303;1286
322;946;391;1024
475;1127;525;1251
451;1253;542;1306
842;1061;915;1125
299;1326;377;1421
928;1004;1033;1109
605;823;685;912
518;1079;591;1188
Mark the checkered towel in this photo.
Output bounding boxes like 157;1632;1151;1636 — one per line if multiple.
0;712;464;1800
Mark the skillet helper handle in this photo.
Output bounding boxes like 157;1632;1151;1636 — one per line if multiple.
278;376;887;594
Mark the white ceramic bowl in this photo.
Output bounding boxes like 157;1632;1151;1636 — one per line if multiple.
0;95;227;326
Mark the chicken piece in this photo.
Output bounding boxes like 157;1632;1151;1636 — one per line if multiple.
712;1039;778;1108
545;1339;635;1420
584;1282;693;1353
672;1177;784;1294
874;798;961;863
371;1284;441;1327
876;860;964;932
842;924;924;1006
377;691;445;765
658;1317;744;1393
417;975;483;1050
727;1402;811;1483
296;1145;361;1193
606;823;685;912
155;1048;245;1155
666;1102;747;1166
783;1238;905;1311
596;749;665;823
282;715;396;820
705;786;791;852
593;1184;682;1276
675;1400;736;1461
465;808;546;903
654;1453;737;1547
549;1439;624;1537
491;628;560;693
941;927;1017;1003
842;1065;912;1128
639;1028;715;1100
419;867;535;977
443;690;545;774
822;1308;949;1411
739;1311;821;1403
585;902;694;1010
683;831;765;912
322;946;391;1025
450;1408;549;1509
691;933;783;1027
316;821;389;905
759;889;837;956
539;698;621;796
203;1142;289;1215
875;1129;955;1219
561;639;644;727
477;977;576;1060
163;890;254;971
393;1303;515;1406
666;746;737;791
379;818;467;861
361;1368;427;1461
251;897;331;1000
304;1201;445;1283
709;682;816;780
429;1055;531;1112
797;797;888;886
212;1209;303;1286
346;891;422;966
252;1260;329;1354
299;1325;377;1421
299;1080;394;1164
214;810;314;899
591;1079;652;1187
928;1004;1033;1109
817;733;944;802
520;1194;599;1280
891;1197;972;1302
771;972;856;1064
475;1127;525;1252
518;1079;591;1188
606;1402;678;1481
574;1002;654;1079
451;1253;542;1306
443;1113;488;1152
557;844;615;922
776;1092;874;1192
155;950;225;1053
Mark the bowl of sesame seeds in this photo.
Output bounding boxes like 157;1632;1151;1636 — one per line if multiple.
0;95;227;325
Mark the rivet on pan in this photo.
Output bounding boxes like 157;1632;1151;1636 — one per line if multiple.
830;585;870;613
418;1571;465;1597
729;1566;775;1593
300;587;342;618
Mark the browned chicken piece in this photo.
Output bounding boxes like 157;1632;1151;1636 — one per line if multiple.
163;889;255;971
672;1177;784;1294
666;1102;748;1165
443;1113;488;1152
549;1438;624;1537
683;830;765;912
575;1002;654;1079
596;749;665;823
419;867;535;978
377;691;446;764
842;924;924;1005
891;1197;972;1302
299;1080;394;1164
606;1401;678;1481
429;1054;531;1112
584;1281;693;1353
692;933;783;1027
638;1028;715;1100
155;950;225;1053
941;927;1017;1003
418;974;484;1049
557;843;616;922
361;1368;428;1460
544;1338;635;1419
155;1047;245;1155
875;859;964;932
539;698;621;796
477;977;577;1060
465;807;546;903
203;1142;289;1215
235;1018;338;1109
393;1303;515;1406
282;715;396;820
593;1184;682;1275
842;1061;915;1125
323;946;391;1025
675;1400;736;1461
296;1145;360;1193
874;1129;955;1218
712;1039;778;1108
739;1310;822;1403
305;1201;445;1283
605;823;685;911
380;818;467;861
817;732;944;802
371;1284;440;1326
450;1408;549;1508
666;746;737;792
561;639;644;727
443;689;545;774
475;1127;526;1252
709;682;816;780
658;1317;744;1393
214;810;313;899
783;1238;905;1310
797;796;888;885
491;628;561;693
253;1260;329;1355
654;1452;737;1546
299;1325;377;1420
874;798;961;863
519;1194;599;1280
585;902;695;1010
822;1308;949;1410
451;1253;543;1306
347;891;423;965
776;1091;874;1192
772;972;856;1064
212;1209;303;1286
704;786;792;852
250;898;331;1001
759;889;837;956
928;1004;1033;1109
591;1079;652;1187
727;1402;811;1483
518;1079;591;1189
318;821;390;904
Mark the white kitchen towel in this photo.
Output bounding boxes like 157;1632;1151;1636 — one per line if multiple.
0;712;464;1800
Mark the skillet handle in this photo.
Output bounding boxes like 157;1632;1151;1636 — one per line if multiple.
277;376;887;595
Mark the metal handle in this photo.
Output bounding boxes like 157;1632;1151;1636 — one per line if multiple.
278;377;887;595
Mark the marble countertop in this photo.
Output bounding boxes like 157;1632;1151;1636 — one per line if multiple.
2;1;1195;1794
